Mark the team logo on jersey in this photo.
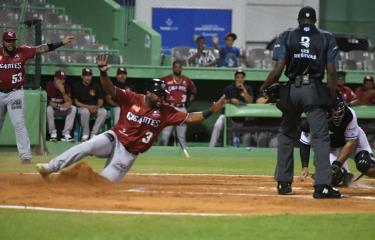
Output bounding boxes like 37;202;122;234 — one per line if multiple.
131;105;141;112
299;36;310;48
151;110;161;118
89;89;96;96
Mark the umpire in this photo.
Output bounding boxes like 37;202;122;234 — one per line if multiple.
260;6;341;198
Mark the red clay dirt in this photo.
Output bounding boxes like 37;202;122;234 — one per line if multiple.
1;162;375;215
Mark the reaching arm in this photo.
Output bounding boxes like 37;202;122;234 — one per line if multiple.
260;59;286;91
97;55;116;98
36;36;74;54
335;139;357;164
185;95;226;124
326;62;337;97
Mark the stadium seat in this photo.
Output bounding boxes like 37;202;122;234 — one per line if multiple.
347;50;374;61
363;60;375;70
338;59;364;70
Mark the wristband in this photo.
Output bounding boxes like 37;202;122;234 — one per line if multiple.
202;110;213;119
47;41;64;52
98;65;108;75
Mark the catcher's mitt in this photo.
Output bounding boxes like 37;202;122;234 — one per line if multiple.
331;161;344;187
262;83;281;103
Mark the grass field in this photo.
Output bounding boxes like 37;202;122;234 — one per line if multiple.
0;147;373;240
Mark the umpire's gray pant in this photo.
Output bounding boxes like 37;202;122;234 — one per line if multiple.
160;106;187;148
0;89;31;161
77;107;107;136
276;82;331;185
47;105;77;136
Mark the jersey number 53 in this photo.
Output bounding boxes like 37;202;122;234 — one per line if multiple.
11;73;22;84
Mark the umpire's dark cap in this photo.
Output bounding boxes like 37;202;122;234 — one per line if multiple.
225;32;237;41
147;79;169;96
298;6;317;21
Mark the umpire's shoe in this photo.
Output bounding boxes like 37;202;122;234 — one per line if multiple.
313;185;341;199
277;181;292;195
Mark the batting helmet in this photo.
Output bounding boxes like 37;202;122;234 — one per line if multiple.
146;79;169;96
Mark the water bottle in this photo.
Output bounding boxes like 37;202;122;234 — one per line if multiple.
232;136;241;148
73;130;79;142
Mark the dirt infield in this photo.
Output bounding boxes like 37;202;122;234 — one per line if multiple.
1;162;375;215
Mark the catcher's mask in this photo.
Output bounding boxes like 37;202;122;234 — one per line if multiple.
331;95;345;126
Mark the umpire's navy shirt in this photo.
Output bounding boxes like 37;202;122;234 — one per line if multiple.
272;25;340;79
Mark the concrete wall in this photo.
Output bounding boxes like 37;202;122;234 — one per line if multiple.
135;0;319;49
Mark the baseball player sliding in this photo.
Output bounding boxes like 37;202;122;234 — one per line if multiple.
0;30;73;164
36;55;226;182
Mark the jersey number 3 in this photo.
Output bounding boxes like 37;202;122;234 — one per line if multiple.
11;73;22;84
142;131;153;144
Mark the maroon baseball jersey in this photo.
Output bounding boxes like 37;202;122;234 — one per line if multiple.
45;81;71;104
112;88;188;154
162;74;197;105
0;45;37;89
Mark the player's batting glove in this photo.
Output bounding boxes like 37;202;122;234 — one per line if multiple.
331;161;344;187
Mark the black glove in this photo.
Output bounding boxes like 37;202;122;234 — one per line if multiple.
262;83;280;103
331;161;344;187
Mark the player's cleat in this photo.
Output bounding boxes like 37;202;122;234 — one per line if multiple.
277;181;292;195
61;134;73;142
36;163;52;179
90;134;97;140
313;185;341;199
21;158;32;164
81;135;89;142
50;132;58;142
183;148;190;158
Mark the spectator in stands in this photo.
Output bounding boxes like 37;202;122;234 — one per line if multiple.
209;69;253;147
72;68;107;141
336;71;360;105
213;33;241;68
159;60;197;151
46;70;76;142
188;36;217;67
355;75;375;105
105;67;135;124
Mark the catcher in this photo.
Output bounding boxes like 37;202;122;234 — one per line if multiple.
299;95;375;186
36;55;226;182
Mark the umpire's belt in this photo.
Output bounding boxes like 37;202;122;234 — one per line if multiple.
290;75;321;87
0;86;22;93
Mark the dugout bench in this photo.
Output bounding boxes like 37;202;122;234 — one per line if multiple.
223;104;375;147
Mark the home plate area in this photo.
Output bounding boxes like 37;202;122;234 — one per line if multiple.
1;162;375;216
